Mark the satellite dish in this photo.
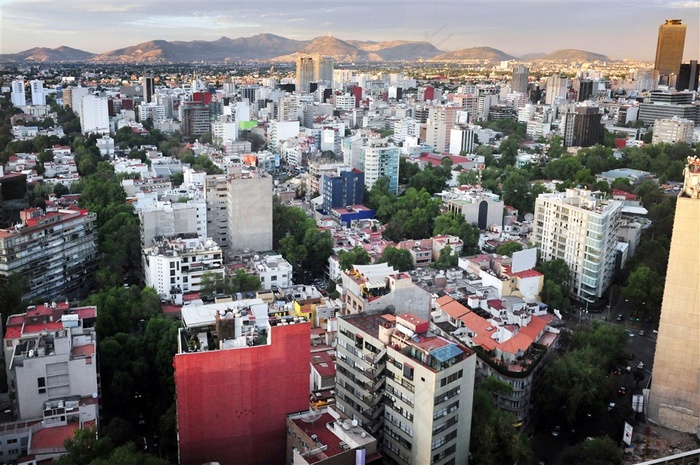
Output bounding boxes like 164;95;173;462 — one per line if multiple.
524;213;534;221
300;410;322;423
351;419;358;427
134;86;141;92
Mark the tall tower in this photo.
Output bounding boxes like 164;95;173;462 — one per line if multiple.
295;55;315;93
512;65;529;94
142;75;155;103
648;157;700;436
654;19;687;78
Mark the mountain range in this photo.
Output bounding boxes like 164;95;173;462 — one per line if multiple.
0;34;612;64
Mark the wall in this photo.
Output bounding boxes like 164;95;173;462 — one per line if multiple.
175;323;311;465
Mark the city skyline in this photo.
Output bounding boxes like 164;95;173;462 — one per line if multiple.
1;1;699;61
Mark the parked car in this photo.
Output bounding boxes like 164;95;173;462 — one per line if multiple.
639;330;645;336
552;425;561;437
616;314;624;321
618;386;628;395
638;361;644;370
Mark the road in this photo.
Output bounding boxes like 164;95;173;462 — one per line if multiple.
530;298;660;464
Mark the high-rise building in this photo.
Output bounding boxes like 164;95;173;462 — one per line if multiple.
512;65;529;94
138;198;207;249
0;208;98;303
315;56;334;87
322;168;365;214
654;19;687;78
227;169;273;252
359;138;400;194
648;157;700;435
180;101;210;137
296;55;315;94
30;80;45;106
562;105;604;148
534;189;622;303
142;75;155;103
652;116;695;145
335;311;475;465
545;74;568;105
174;303;310;465
80;94;110;135
677;60;699;91
11;80;26;107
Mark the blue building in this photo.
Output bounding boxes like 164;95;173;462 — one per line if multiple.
322;169;365;214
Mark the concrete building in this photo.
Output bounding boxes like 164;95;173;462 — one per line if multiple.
29;80;45;106
534;189;622;302
647;156;700;435
340;264;432;321
2;302;99;463
441;186;504;230
652;116;695;145
143;234;224;304
138;102;166;122
562;105;604;148
545;75;568;105
512;66;529;95
142;75;155;103
654;19;687;79
79;94;109;135
11;80;26;107
253;252;293;290
322;168;365;215
138;198;207;249
0;208;98;303
359;138;399;194
174;303;310;465
296;55;316;94
268;120;300;151
227;169;273;252
180;101;210;137
205;173;230;249
335;311;475;465
286;407;379;465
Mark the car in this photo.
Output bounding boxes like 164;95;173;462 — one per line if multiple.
538;459;548;465
628;331;635;338
616;314;623;321
638;361;644;370
639;330;645;336
612;367;622;375
552;425;561;437
608;402;617;411
618;386;627;395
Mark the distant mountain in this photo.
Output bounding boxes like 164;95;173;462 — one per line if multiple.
89;34;309;63
0;46;94;62
431;47;516;61
272;36;378;63
353;40;443;61
518;52;547;60
538;49;610;62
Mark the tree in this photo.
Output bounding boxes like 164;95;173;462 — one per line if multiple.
536;258;572;310
378;247;414;272
564;436;621;465
337;246;371;272
539;346;611;426
622;265;664;318
457;169;478;186
0;274;28;316
55;427;114;465
547;135;565;158
53;182;70;197
495;242;523;257
471;376;533;465
432;245;458;269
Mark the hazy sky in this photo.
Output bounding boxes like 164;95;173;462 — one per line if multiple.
1;1;698;60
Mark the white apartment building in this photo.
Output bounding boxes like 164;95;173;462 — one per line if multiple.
449;126;477;155
652;116;695;145
205;173;230;249
268;120;300;151
96;135;115;156
359;138;400;194
211;120;238;147
69;87;90;117
335;311;475;465
227;169;273;252
30;80;46;106
534;189;622;302
138;102;166;122
80;94;109;135
11;80;26;107
143;234;224;304
441;186;504;230
138;197;207;248
253;253;293;290
334;93;356;111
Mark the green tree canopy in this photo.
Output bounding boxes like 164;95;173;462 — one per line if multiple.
377;246;415;272
495;241;523;257
337;246;372;272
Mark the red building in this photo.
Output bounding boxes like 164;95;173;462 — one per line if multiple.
174;309;310;465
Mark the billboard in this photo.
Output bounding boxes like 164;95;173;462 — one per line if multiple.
511;247;538;273
622;422;633;446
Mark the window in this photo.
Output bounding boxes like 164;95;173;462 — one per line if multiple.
38;377;46;394
403;363;414;381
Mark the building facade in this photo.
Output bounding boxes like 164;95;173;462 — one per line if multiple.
654;19;687;78
534;189;622;302
359;139;399;194
79;94;109;135
322;168;365;215
174;303;310;465
648;157;700;435
0;208;98;302
652;116;695;145
227;169;273;252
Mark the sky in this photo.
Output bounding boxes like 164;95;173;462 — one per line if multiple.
1;0;698;61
